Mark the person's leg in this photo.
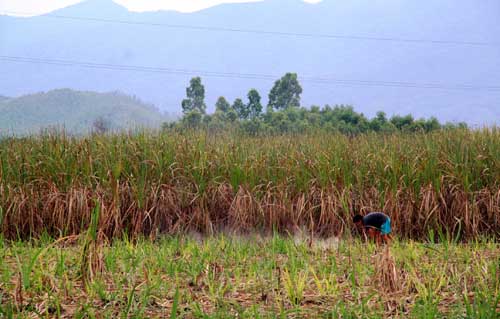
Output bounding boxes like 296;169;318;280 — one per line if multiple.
366;228;375;241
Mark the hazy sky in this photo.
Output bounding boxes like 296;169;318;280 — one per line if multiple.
0;0;322;15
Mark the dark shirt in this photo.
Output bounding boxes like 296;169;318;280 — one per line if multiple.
362;212;389;230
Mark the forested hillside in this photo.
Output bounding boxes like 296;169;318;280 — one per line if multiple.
0;89;170;135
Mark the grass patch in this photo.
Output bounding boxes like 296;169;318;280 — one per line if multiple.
0;235;498;318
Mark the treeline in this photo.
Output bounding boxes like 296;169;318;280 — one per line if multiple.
164;74;467;135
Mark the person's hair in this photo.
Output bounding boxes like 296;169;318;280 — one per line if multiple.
353;214;363;223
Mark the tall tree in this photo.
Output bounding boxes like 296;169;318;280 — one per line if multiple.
181;77;206;114
247;89;262;118
215;96;231;113
376;111;388;124
232;98;249;120
268;73;303;110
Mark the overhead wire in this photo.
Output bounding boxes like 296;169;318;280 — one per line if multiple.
2;55;500;91
1;8;498;92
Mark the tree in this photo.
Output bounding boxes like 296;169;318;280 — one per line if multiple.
225;107;238;122
182;109;203;128
390;114;414;130
241;118;263;136
369;111;388;132
305;110;321;127
423;117;441;132
214;96;239;122
232;98;249;120
247;89;262;118
310;105;320;113
376;111;388;124
181;77;206;114
268;73;303;110
215;96;231;113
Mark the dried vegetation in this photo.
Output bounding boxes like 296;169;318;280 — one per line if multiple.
1;129;498;240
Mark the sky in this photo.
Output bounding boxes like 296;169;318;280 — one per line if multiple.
0;0;322;15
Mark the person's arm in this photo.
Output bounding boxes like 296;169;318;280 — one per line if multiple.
367;227;377;240
382;234;392;245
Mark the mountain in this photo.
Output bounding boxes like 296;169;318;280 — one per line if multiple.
1;0;499;125
0;89;169;135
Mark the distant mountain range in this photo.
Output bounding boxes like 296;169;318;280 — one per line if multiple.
1;0;499;125
0;89;170;135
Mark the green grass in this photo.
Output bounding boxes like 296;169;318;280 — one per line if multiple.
1;129;497;194
0;235;498;318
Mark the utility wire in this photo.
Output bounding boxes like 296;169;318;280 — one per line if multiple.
2;55;500;92
0;10;497;47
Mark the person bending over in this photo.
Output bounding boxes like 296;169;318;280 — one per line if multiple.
353;212;392;245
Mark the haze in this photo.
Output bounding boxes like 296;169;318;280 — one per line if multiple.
1;0;499;128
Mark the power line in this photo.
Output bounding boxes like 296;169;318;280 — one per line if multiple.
1;10;497;47
2;55;500;92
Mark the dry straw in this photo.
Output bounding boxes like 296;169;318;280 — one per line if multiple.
374;246;402;293
0;128;498;240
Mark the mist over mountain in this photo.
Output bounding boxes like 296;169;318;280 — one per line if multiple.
0;89;169;135
1;0;499;125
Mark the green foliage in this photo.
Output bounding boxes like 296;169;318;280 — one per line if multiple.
182;109;203;128
239;118;263;136
390;114;414;130
369;111;394;132
268;73;303;110
173;75;460;135
174;101;465;135
232;98;248;120
247;89;263;118
225;107;238;123
215;96;230;114
181;77;206;114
